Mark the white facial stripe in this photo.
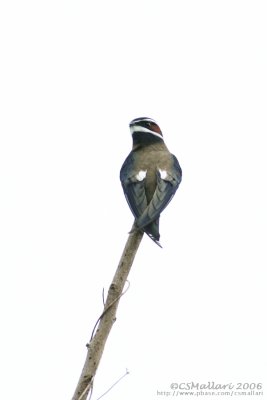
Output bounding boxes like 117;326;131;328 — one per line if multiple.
130;125;163;139
158;169;168;180
135;170;147;181
132;118;156;124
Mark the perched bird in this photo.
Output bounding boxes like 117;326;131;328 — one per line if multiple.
120;117;182;247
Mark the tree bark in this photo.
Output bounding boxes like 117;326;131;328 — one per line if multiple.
72;225;144;400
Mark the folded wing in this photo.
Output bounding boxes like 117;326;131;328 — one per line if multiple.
135;155;182;230
120;154;148;219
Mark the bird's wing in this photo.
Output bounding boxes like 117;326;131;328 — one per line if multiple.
135;155;182;230
120;153;148;219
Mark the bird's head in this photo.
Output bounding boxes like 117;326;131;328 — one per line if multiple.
129;117;163;146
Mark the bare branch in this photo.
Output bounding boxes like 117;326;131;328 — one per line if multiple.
72;225;144;400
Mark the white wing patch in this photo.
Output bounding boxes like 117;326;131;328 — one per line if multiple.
158;169;168;180
135;170;147;181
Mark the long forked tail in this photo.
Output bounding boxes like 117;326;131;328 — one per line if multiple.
129;218;162;248
144;219;162;248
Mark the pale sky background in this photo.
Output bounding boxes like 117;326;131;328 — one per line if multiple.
0;1;267;399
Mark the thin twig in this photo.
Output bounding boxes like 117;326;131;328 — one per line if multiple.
101;288;105;306
77;383;92;400
95;369;130;400
89;280;130;343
